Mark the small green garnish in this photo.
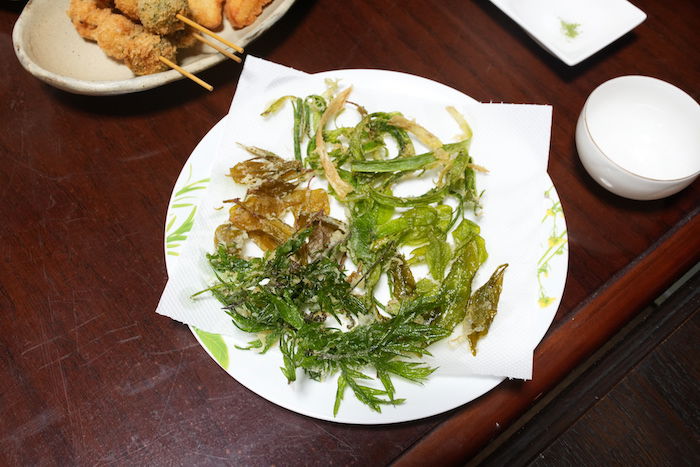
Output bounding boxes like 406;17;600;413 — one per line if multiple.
560;19;581;39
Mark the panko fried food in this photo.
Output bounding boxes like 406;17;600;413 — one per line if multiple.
224;0;272;29
69;0;178;75
114;0;190;35
69;0;273;77
114;0;197;47
168;28;198;48
113;0;139;20
188;0;225;29
138;0;190;35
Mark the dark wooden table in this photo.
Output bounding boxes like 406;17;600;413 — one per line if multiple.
1;0;698;465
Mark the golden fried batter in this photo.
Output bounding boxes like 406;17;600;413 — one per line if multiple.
220;153;332;252
168;28;198;48
224;0;271;29
68;0;177;75
188;0;225;29
114;0;139;20
69;0;109;40
138;0;190;35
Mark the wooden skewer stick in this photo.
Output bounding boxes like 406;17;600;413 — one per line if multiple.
193;33;242;63
176;14;244;54
158;56;213;91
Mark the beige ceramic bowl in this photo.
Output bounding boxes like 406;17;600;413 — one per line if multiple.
576;76;700;200
12;0;296;95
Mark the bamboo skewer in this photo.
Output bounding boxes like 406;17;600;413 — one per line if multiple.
159;13;246;91
176;14;244;54
158;56;213;91
193;33;242;63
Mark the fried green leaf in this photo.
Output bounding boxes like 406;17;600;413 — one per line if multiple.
202;88;508;416
465;264;508;355
434;235;488;331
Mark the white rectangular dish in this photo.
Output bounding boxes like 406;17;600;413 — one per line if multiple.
489;0;647;66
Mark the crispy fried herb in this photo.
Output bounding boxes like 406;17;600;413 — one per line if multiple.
204;87;509;415
465;263;508;355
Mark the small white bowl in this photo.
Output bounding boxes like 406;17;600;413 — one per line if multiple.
576;76;700;200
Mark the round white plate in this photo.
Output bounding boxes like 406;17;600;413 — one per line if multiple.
164;70;568;424
12;0;296;95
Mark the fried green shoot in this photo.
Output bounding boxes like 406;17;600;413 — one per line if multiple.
203;87;509;415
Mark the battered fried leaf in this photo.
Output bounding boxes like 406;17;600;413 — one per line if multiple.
221;150;334;252
228;202;295;250
230;146;309;196
426;235;451;281
346;198;395;302
286;188;330;228
213;224;247;253
452;218;481;247
434;235;488;331
387;254;416;301
376;206;443;242
314;87;354;199
261;95;296;117
261;288;304;330
369;186;449;208
202;89;510;416
386;115;447;162
350;152;436;173
465;264;508;355
204;226;450;414
376;205;453;280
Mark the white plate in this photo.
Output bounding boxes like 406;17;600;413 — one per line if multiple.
164;70;568;424
489;0;646;66
12;0;295;95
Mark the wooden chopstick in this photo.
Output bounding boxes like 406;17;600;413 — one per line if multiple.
176;14;244;54
193;33;242;63
158;56;213;91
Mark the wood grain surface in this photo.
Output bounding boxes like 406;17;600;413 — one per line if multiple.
481;269;700;466
1;0;698;465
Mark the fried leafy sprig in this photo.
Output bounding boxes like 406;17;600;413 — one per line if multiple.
204;226;451;414
201;88;509;415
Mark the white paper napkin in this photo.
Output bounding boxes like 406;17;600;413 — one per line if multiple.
156;56;553;380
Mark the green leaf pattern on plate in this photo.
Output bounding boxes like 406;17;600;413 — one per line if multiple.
165;164;210;256
194;328;229;370
537;186;568;307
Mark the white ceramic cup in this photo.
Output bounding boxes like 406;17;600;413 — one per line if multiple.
576;75;700;200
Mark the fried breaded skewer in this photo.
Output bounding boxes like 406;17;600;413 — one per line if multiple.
107;1;199;48
69;0;213;89
113;0;139;20
187;0;225;29
69;0;178;75
224;0;271;29
113;0;189;35
114;0;242;56
116;0;221;31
